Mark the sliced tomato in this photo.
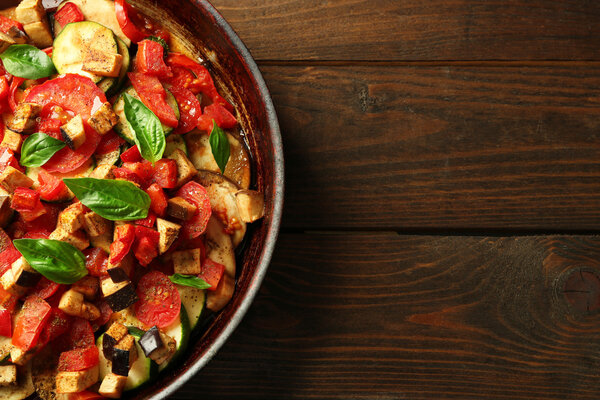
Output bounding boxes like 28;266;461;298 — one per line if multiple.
43;123;101;173
25;74;107;120
94;130;124;155
177;181;212;239
38;308;71;347
0;15;23;34
11;187;40;212
120;145;141;163
54;2;85;27
12;295;52;351
151;158;177;189
0;228;20;276
0;308;11;337
54;318;95;352
128;72;179;128
145;183;168;216
108;224;135;265
31;277;61;299
134;211;156;228
164;66;200;94
199;259;225;292
115;0;146;42
38;169;71;202
170;86;201;135
203;103;238;129
58;345;99;372
84;247;109;277
135;271;180;328
135;40;172;78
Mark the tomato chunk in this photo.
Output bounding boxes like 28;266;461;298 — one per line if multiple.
128;72;179;128
122;161;153;184
134;271;180;328
170;86;201;135
151;158;177;189
134;210;156;228
202;103;238;130
0;308;11;337
84;247;109;277
0;147;21;172
120;145;141;163
94;130;124;155
43;123;101;173
12;296;52;351
199;258;225;292
108;224;135;265
38;169;71;202
54;318;95;352
58;345;99;372
0;228;21;276
133;226;159;266
30;277;61;299
145;183;168;217
38;308;71;347
135;39;171;78
54;2;85;27
11;187;40;212
177;181;212;238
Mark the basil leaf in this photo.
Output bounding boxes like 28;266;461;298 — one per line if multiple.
169;274;212;290
63;178;150;221
209;120;230;174
122;93;165;163
127;326;146;338
13;239;87;284
20;132;66;167
0;44;56;79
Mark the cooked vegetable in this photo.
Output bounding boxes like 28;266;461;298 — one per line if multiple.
100;278;137;312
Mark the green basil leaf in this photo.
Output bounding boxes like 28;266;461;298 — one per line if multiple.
20;132;66;167
0;44;56;79
209;120;230;174
127;326;146;338
169;274;212;290
122;93;165;163
63;178;150;221
13;239;87;284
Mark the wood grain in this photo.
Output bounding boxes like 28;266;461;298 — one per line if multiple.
210;0;600;61
174;233;600;399
262;65;600;230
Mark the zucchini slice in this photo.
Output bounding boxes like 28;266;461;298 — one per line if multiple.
177;285;205;332
158;304;190;372
99;37;131;96
94;145;124;166
52;21;118;83
53;0;131;46
113;87;180;143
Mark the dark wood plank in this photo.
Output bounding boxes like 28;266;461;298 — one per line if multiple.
211;0;600;61
174;233;600;399
262;65;600;230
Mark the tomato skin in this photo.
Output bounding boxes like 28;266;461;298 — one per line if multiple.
115;0;146;43
43;123;101;173
120;145;141;163
170;86;202;135
58;345;99;372
30;277;61;299
134;271;181;328
151;159;177;189
200;259;225;292
12;296;52;351
11;187;40;212
38;308;71;347
145;183;168;217
0;228;21;276
84;247;109;277
54;318;95;352
177;181;212;239
38;169;70;202
0;308;11;337
128;72;179;128
0;15;23;34
94;130;124;155
108;224;135;265
54;2;84;27
135;40;172;78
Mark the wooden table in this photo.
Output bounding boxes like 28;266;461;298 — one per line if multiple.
175;1;600;398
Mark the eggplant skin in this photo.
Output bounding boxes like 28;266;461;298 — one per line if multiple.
111;348;131;376
16;270;41;288
107;267;129;283
104;283;138;312
139;326;162;357
102;335;117;361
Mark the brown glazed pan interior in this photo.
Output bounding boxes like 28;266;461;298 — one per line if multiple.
118;1;283;398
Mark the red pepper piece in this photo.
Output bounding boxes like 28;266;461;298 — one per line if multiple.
135;39;172;78
145;183;168;217
120;145;142;163
84;247;109;277
0;308;11;337
12;295;52;351
199;258;225;292
128;72;179;128
108;224;135;265
54;2;85;27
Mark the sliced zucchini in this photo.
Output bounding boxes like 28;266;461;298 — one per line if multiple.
95;145;123;166
53;0;131;46
158;304;190;372
165;134;188;157
97;78;116;93
113;87;180;143
26;158;95;202
99;37;131;96
177;285;205;332
52;21;118;83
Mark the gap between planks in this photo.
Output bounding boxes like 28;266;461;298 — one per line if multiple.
280;227;600;237
257;60;600;67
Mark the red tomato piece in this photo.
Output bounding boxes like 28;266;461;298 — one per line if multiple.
134;271;180;328
54;318;95;352
112;167;145;187
0;15;23;34
164;66;200;94
84;247;109;277
0;228;21;276
25;74;107;120
19;201;47;222
170;86;201;135
145;183;168;217
128;72;179;128
58;345;99;372
12;296;52;351
115;0;147;43
177;181;212;239
18;203;59;234
0;147;21;172
135;40;172;78
133;236;158;267
9;77;24;113
108;224;135;265
38;308;71;347
54;2;85;27
199;259;225;292
203;103;238;129
38;169;71;202
122;161;153;184
120;145;141;163
43;123;101;173
22;230;51;239
0;286;16;310
94;130;124;155
11;187;40;212
31;277;61;299
151;158;177;189
134;210;156;228
0;76;9;107
0;308;11;337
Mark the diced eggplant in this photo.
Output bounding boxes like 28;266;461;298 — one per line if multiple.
15;269;40;288
101;278;138;312
102;334;116;362
111;335;137;376
138;326;175;365
106;254;133;283
138;326;161;358
102;323;128;360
